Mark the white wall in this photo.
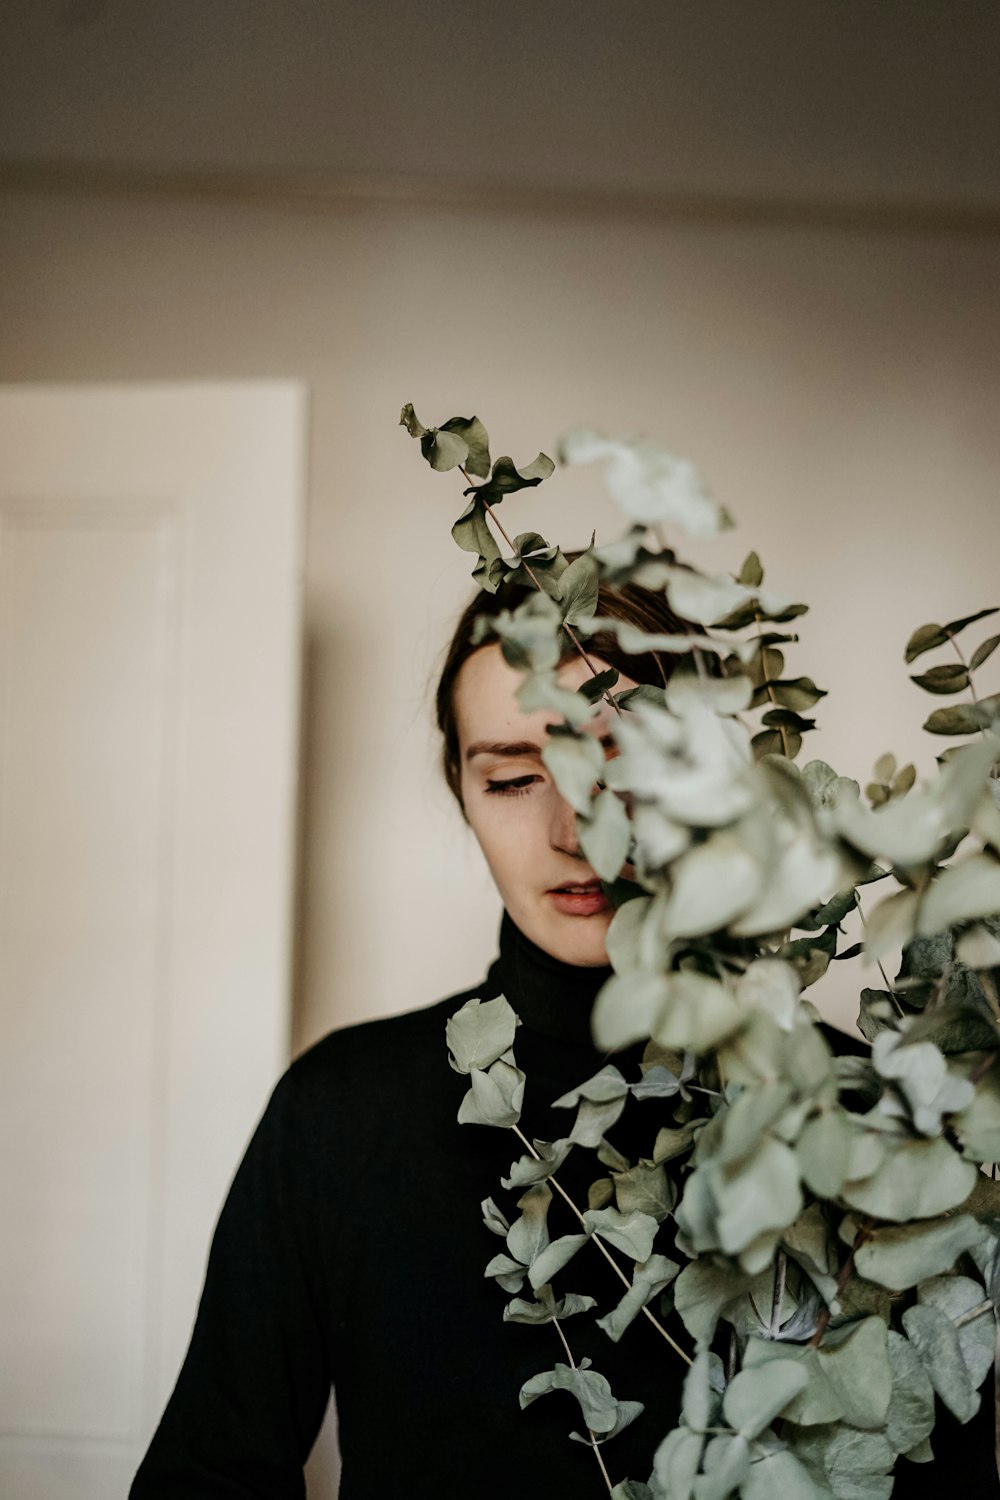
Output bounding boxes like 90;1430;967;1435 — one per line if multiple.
1;187;998;1045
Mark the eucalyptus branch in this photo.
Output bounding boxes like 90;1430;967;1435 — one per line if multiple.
549;1317;615;1495
460;465;622;719
511;1125;693;1367
768;1250;788;1338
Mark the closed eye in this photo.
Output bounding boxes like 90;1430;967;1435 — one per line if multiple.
485;775;541;797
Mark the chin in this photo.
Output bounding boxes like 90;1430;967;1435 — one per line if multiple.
543;914;613;968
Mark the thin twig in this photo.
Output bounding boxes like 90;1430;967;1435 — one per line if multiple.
550;1318;615;1495
808;1217;877;1348
513;1125;693;1365
769;1250;788;1337
754;612;790;757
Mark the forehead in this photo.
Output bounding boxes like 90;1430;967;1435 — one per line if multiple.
453;643;620;750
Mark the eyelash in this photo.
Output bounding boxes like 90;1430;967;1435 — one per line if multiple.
485;775;540;797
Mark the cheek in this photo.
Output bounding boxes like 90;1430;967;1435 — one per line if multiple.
463;792;546;889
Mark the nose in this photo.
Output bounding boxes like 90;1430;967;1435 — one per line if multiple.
549;790;582;857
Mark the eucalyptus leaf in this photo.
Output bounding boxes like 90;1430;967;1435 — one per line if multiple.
614;1160;674;1221
918;853;1000;936
816;1317;891;1431
542;733;605;816
905;609;999;663
740;1448;824;1500
583;1206;659;1261
901;1302;980;1422
527;1232;591;1289
502;1137;573;1189
482;1197;510;1237
579;789;633;882
458;1058;526;1128
924;702;986;736
596;1253;680;1342
446;995;519;1073
560;429;730;536
918;1273;995;1388
695;1432;751;1499
910;661;970;695
652;1425;705;1500
673;1259;755;1343
506;1183;552;1268
722;1359;808;1439
884;1328;936;1455
971;633;1000;671
850;1212;986;1289
558;552;600;625
468;451;555;504
841;1135;977;1221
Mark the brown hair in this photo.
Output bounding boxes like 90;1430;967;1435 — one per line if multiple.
435;569;690;806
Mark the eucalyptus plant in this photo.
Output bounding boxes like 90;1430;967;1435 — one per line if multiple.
401;404;1000;1499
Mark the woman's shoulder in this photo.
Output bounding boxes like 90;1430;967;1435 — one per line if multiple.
268;977;494;1130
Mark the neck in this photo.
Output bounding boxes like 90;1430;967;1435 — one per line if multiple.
490;911;612;1046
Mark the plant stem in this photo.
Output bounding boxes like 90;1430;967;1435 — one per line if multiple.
550;1318;615;1495
768;1250;788;1337
808;1217;876;1348
513;1125;693;1365
754;613;790;757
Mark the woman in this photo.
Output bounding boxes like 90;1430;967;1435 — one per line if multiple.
131;576;996;1498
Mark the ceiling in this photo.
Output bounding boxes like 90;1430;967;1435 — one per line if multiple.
2;0;998;217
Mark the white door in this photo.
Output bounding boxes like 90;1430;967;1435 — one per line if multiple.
0;383;307;1499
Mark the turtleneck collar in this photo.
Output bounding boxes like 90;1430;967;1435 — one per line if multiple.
485;910;613;1047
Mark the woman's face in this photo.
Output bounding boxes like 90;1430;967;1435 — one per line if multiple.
454;643;636;967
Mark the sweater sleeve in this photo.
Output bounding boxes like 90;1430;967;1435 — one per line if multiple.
130;1072;333;1498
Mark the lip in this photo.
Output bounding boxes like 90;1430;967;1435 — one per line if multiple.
546;880;612;917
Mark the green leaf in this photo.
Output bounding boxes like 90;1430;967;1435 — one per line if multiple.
583;1206;659;1261
771;677;828;711
901;1302;980;1422
906;610;999;664
738;551;764;587
673;1258;755;1344
506;1183;551;1267
918;853;1000;936
592;971;670;1051
849;1211;986;1289
796;1109;852;1198
558;552;600;625
681;1347;718;1433
579;788;632;882
723;1359;809;1439
841;1135;978;1221
527;1232;591;1290
740;1448;824;1500
614;1160;674;1221
816;1316;891;1431
743;1341;844;1426
596;1253;680;1342
579;666;619;703
884;1328;936;1455
439;414;491;477
919;1273;995;1388
971;633;1000;671
789;1424;895;1496
482;1197;510;1236
451;494;501;589
661;833;762;937
458;1058;526;1128
654;972;745;1054
484;1252;526;1293
553;1065;629;1108
712;1138;804;1258
652;1426;705;1500
501;1137;573;1189
504;1286;596;1324
541;733;604;816
519;1360;640;1436
923;702;986;736
446;995;519;1073
910;661;970;695
467;451;555;504
696;1433;751;1499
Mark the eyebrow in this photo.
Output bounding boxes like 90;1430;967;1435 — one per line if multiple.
465;740;541;761
465;733;616;762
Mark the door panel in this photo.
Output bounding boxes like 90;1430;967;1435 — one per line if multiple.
0;384;306;1496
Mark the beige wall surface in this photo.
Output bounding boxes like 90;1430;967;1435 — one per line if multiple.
1;188;998;1048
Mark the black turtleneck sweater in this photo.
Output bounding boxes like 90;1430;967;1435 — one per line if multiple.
131;916;997;1499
